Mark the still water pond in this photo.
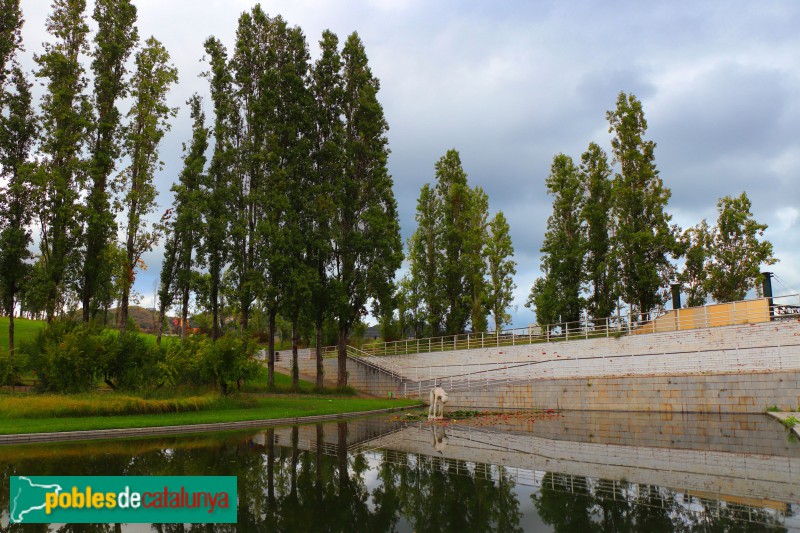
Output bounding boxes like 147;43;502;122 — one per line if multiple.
2;411;799;531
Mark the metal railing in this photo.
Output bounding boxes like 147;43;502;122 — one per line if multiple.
356;295;800;358
398;338;800;398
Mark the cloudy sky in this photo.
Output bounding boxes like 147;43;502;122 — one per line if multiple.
16;0;800;327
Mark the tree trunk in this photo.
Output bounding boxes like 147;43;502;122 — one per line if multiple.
315;319;324;389
337;324;348;387
8;309;14;364
156;304;166;346
211;265;220;340
291;320;299;390
181;284;189;340
82;293;90;323
268;309;276;389
119;279;130;331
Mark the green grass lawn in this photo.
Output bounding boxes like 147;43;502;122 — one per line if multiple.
240;366;319;393
0;394;420;434
0;316;46;349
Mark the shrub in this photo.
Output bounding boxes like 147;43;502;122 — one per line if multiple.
0;347;11;386
24;321;102;392
199;334;259;394
105;331;163;390
23;321;164;392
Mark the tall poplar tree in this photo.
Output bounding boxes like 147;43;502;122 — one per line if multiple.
34;0;91;322
408;184;444;336
0;0;32;358
230;7;277;375
204;37;236;341
527;154;585;326
580;142;616;321
0;66;36;356
436;150;475;334
330;32;402;386
155;216;178;345
607;91;678;319
276;25;314;390
118;37;178;330
172;94;207;339
485;211;516;332
309;29;344;388
80;0;138;322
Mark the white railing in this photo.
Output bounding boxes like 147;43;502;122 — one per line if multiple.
355;295;800;358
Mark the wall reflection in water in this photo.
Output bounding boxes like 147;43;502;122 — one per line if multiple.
0;414;796;532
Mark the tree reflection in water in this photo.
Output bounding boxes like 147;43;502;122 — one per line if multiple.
534;473;786;533
0;421;791;532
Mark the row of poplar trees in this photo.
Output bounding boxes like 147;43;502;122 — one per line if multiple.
400;149;518;338
0;0;179;352
528;91;776;329
155;7;402;388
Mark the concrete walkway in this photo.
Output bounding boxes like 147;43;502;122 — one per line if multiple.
766;411;800;438
0;404;422;446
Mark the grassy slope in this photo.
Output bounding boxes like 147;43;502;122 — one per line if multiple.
0;317;46;350
0;396;419;434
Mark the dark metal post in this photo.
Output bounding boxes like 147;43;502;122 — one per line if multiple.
671;283;682;310
762;272;774;320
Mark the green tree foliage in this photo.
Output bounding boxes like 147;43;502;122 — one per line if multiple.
0;0;22;86
485;211;517;332
155;215;178;345
408;150;491;336
707;192;776;302
607;91;679;318
273;25;315;390
330;32;402;385
229;9;279;382
0;65;36;357
170;94;207;340
527;154;585;326
580;142;616;320
408;183;444;336
117;37;178;330
34;0;92;322
204;36;236;341
435;150;489;334
678;219;712;307
309;29;344;388
80;0;138;323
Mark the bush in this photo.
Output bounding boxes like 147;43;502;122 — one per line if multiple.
23;321;165;392
24;321;101;392
0;347;11;386
105;331;163;390
22;322;259;394
199;334;260;394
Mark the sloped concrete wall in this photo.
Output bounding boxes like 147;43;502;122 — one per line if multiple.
273;321;800;412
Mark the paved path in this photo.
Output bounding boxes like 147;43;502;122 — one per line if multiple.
0;404;422;446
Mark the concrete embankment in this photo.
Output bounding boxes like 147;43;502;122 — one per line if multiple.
290;321;800;414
